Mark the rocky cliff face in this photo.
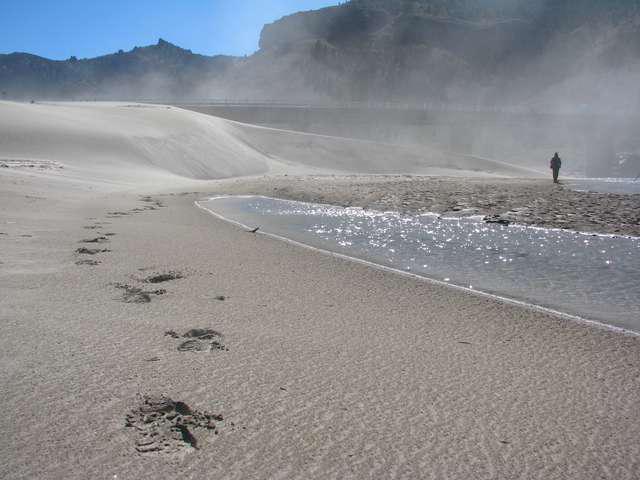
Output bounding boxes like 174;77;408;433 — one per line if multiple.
245;0;640;111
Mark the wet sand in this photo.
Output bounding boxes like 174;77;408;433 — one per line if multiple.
199;195;640;331
214;175;640;237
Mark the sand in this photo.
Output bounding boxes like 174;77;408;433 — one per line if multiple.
1;101;639;479
0;101;541;183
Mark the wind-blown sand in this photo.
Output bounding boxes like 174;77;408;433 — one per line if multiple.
1;101;639;479
0;101;540;182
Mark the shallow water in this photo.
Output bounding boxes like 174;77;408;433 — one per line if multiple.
567;178;640;194
202;196;640;332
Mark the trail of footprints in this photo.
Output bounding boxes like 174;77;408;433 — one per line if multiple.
74;196;165;265
72;195;231;457
75;220;113;265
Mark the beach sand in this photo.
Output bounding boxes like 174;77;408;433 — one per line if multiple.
1;101;639;479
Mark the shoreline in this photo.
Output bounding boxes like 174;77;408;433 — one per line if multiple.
210;175;640;238
196;197;640;337
2;170;640;479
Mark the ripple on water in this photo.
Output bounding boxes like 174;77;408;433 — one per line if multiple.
203;196;640;332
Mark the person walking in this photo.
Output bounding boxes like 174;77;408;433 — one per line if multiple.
550;152;562;183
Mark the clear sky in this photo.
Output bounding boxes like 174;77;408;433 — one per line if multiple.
1;0;342;59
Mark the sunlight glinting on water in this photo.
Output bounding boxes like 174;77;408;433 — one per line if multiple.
566;178;640;194
205;196;640;331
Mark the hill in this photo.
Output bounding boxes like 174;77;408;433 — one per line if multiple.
0;39;235;100
230;0;640;111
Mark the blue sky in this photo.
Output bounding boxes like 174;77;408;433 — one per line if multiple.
1;0;341;59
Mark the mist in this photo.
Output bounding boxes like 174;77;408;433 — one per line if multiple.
181;0;640;177
2;0;640;177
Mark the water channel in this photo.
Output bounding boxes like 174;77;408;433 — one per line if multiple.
201;196;640;332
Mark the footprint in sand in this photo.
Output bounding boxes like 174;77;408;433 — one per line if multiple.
76;247;110;255
143;271;184;284
80;236;109;243
75;259;101;266
125;395;223;456
113;283;166;303
165;329;227;352
139;196;166;209
106;211;130;218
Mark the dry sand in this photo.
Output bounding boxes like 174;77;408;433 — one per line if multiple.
0;101;541;182
1;101;639;479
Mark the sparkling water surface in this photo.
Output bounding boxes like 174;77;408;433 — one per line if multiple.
203;196;640;331
567;178;640;194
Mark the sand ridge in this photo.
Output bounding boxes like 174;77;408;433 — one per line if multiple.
0;100;541;187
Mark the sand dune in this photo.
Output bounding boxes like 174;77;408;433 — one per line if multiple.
0;101;269;185
0;101;540;188
233;121;543;177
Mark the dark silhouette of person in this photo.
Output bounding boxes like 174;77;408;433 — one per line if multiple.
550;152;562;183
